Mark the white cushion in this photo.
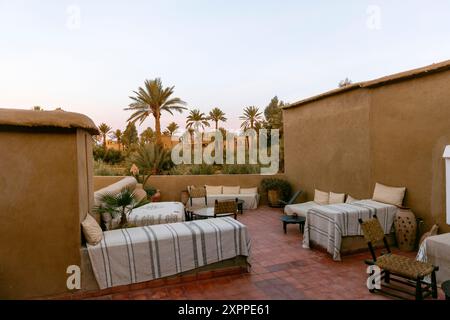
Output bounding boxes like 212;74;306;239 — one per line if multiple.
205;185;223;195
222;186;240;195
329;192;345;204
346;195;358;204
314;189;329;205
94;177;137;207
81;214;103;245
372;183;406;207
240;187;258;194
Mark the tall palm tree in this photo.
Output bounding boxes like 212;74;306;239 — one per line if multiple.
125;78;187;144
186;109;210;131
140;127;155;144
111;129;123;150
98;123;112;149
208;107;227;130
239;106;263;130
165;122;179;138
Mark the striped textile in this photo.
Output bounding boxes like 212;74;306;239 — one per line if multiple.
108;202;185;230
303;200;397;261
87;217;251;289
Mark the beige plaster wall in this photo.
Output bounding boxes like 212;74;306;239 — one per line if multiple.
370;71;450;233
93;174;286;205
0;128;92;299
284;89;372;201
284;70;450;234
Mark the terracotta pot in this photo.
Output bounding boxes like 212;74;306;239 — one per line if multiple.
394;207;417;251
267;189;280;207
151;190;161;202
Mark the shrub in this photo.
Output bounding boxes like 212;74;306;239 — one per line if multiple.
103;149;124;165
222;164;260;174
190;164;215;175
93;145;106;161
93;146;124;165
94;160;116;176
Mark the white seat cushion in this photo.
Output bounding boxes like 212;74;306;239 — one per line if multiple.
240;187;258;194
206;194;259;210
284;201;322;217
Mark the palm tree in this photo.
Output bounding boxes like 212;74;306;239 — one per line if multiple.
208;107;227;130
129;143;175;181
125;78;187;145
111;129;123;150
98;123;112;149
94;188;147;228
140;127;155;144
186;109;210;131
165;122;179;138
240;106;263;130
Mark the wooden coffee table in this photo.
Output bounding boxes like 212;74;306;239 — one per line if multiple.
280;215;306;234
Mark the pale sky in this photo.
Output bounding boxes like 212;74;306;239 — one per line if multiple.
1;0;450;134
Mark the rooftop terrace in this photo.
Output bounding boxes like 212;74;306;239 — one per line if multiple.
79;206;445;300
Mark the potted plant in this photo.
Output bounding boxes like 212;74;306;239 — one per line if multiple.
144;185;161;202
94;188;148;228
260;178;292;207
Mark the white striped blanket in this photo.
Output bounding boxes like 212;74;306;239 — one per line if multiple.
87;217;251;289
303;200;397;261
108;202;185;230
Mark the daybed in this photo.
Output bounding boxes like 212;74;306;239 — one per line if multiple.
85;217;251;290
188;185;260;210
293;184;405;261
94;177;185;230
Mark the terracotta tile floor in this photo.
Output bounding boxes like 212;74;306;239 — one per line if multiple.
85;206;445;300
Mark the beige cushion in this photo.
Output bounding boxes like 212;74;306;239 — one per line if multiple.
240;187;258;194
314;189;329;205
372;183;406;206
205;185;223;195
81;214;103;245
329;192;345;204
346;195;358;204
222;186;240;195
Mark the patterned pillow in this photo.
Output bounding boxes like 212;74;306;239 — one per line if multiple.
81;214;103;245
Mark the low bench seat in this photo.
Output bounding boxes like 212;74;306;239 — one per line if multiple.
87;217;251;289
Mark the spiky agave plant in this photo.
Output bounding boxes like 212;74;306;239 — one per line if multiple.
94;188;148;228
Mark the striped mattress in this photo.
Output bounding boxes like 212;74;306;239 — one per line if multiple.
87;217;251;289
303;200;397;261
